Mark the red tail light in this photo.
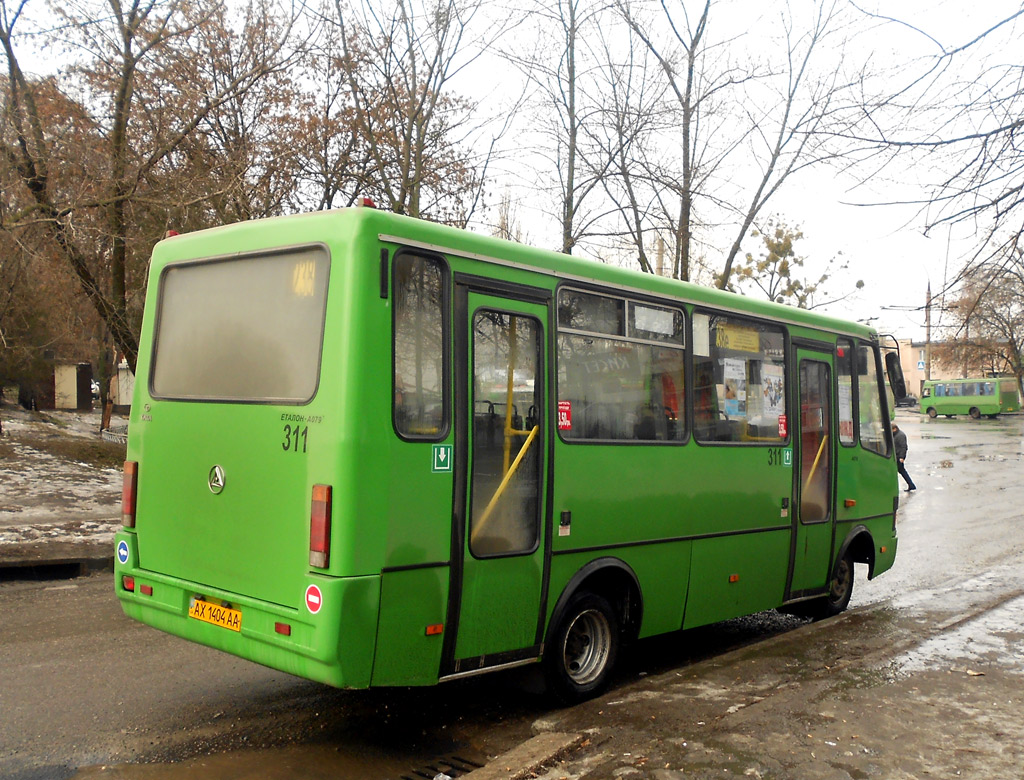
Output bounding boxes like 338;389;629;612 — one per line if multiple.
310;484;332;568
123;461;138;528
122;575;135;592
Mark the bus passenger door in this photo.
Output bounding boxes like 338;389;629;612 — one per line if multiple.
789;351;836;595
446;286;549;675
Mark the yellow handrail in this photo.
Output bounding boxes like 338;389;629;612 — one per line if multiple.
803;434;829;492
471;425;540;542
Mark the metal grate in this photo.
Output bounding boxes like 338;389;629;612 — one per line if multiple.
101;424;129;444
398;754;485;780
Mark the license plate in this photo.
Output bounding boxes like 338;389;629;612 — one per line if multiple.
188;598;242;632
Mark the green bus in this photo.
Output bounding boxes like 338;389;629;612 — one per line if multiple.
115;207;903;702
920;377;1021;419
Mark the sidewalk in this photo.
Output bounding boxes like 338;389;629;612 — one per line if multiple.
0;404;122;573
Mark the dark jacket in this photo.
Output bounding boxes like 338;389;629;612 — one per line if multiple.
893;428;909;461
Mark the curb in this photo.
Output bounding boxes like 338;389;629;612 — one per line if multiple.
0;552;113;579
465;732;585;780
0;537;115;579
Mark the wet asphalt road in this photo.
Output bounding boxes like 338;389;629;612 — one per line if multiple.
1;410;1022;779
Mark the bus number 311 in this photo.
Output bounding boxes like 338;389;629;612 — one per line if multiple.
282;424;308;453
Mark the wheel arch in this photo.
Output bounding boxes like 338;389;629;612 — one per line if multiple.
546;557;644;647
838;525;877;580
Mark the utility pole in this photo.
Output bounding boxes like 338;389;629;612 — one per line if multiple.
925;283;932;381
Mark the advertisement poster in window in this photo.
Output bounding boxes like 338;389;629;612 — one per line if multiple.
838;381;854;441
763;363;785;419
723;358;747;418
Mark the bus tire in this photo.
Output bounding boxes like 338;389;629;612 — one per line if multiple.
544;592;619;704
926;407;937;418
792;552;856;621
969;407;981;419
821;552;855;618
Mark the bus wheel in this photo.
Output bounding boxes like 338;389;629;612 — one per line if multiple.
969;407;981;419
926;407;938;418
821;553;854;618
544;592;619;704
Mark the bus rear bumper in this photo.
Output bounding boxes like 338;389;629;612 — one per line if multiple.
113;532;378;688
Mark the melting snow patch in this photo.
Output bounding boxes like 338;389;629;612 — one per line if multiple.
896;594;1024;675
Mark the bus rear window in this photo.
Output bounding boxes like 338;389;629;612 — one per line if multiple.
151;245;329;403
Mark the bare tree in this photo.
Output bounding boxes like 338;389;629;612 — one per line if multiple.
938;255;1024;398
845;5;1024;262
167;3;305;223
291;4;377;211
617;0;870;288
0;0;297;372
333;0;493;225
587;26;670;274
503;0;628;254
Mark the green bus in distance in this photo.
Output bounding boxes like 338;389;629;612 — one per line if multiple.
920;377;1021;419
115;207;904;702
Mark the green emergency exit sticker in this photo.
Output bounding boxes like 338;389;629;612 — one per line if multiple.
784;449;793;467
432;445;453;473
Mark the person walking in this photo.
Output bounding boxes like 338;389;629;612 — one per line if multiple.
891;422;916;491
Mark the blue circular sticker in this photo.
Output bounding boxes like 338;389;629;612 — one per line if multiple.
116;539;130;565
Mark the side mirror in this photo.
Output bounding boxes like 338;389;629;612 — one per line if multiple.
885;351;907;400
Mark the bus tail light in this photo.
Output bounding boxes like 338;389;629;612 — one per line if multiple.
310;484;332;568
122;575;135;592
123;461;138;528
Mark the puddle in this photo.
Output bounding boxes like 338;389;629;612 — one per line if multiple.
70;743;488;780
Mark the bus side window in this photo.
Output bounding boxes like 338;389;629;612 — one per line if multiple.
556;289;685;443
857;344;889;456
394;253;448;439
837;339;856;446
693;312;786;445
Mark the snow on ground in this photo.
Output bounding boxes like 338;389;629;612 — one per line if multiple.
0;406;123;547
0;518;121;548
